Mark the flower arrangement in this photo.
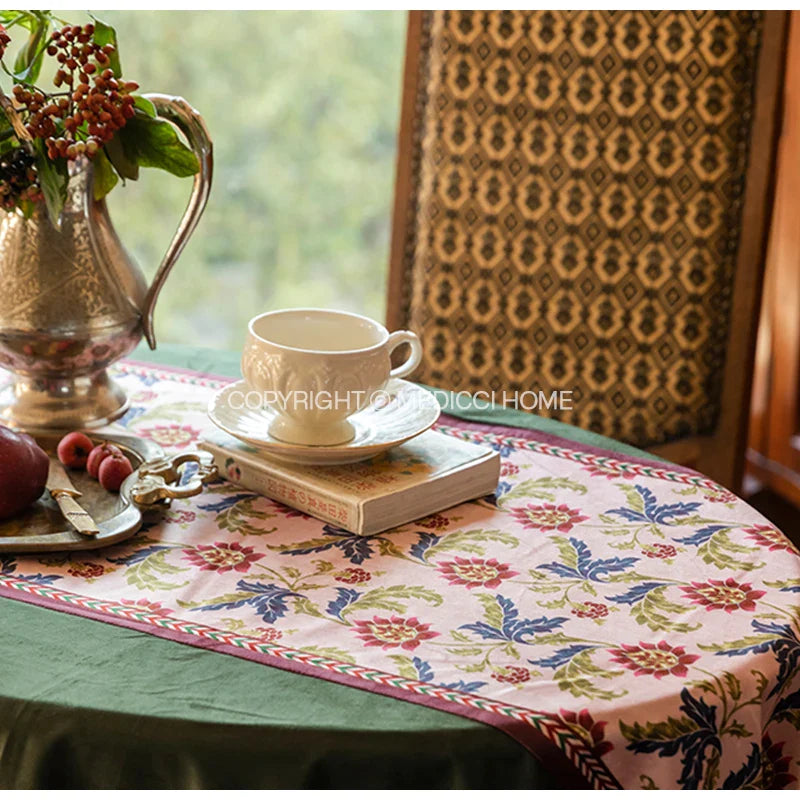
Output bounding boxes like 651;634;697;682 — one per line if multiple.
0;10;199;223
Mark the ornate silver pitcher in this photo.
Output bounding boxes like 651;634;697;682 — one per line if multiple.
0;94;212;430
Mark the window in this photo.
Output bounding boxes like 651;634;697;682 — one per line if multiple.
102;10;406;349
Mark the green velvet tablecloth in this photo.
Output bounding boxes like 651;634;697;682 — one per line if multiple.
0;344;657;789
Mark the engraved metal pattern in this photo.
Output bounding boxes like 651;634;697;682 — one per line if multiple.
0;95;213;429
0;165;141;333
129;451;218;507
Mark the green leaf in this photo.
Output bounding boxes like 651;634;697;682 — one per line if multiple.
689;678;717;694
725;720;750;738
293;582;327;593
673;515;719;527
302;645;356;663
502;642;520;658
283;566;302;580
0;11;38;29
497;476;587;507
553;648;624;700
93;148;118;200
444;646;484;656
699;633;775;653
214;495;277;536
387;654;419;680
118;114;200;178
538;597;568;609
698;531;763;572
723;672;742;701
178;591;249;610
531;632;576;646
375;537;407;559
532;582;568;594
552;536;579;569
91;17;122;77
752;669;769;699
476;592;504;629
132;95;157;118
617;483;645;513
422;528;518;562
125;550;190;592
33;140;68;227
458;661;489;673
13;15;47;83
104;133;139;181
343;585;442;617
608;539;637;550
631;585;701;633
528;569;548;579
765;577;800;590
620;716;698;745
270;535;333;554
293;596;325;619
571;649;621;679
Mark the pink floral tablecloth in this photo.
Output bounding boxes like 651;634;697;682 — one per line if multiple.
2;360;800;789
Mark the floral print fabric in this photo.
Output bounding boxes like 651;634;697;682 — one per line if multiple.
1;362;800;790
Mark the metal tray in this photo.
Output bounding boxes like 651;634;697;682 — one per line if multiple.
0;432;217;553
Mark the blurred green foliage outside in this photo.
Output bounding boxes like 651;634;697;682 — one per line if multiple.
99;10;406;349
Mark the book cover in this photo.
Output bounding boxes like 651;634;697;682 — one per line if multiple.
199;429;500;535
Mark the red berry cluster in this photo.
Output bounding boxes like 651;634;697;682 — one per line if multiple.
417;513;450;530
491;665;530;685
335;567;372;584
571;601;609;619
67;562;105;579
255;627;283;643
643;543;677;559
13;23;139;161
0;25;10;60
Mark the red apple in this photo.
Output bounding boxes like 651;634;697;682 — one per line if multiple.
98;452;133;492
0;426;49;519
57;431;94;469
87;442;123;479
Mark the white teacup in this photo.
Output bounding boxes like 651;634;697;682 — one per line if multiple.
241;308;422;446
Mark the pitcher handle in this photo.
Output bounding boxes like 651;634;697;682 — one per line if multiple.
139;93;214;349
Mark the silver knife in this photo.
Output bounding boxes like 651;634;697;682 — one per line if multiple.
47;459;99;536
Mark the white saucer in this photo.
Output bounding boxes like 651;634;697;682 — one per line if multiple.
207;379;441;465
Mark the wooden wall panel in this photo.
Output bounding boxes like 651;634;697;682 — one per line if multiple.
747;10;800;505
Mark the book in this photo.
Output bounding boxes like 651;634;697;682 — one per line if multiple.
199;429;500;536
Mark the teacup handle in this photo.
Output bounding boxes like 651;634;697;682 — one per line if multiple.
387;330;423;379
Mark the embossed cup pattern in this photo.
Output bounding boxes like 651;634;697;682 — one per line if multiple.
241;341;389;446
240;310;422;447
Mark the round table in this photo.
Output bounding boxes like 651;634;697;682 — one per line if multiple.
0;344;747;790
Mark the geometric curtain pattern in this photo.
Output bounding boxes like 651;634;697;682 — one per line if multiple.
397;11;764;447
